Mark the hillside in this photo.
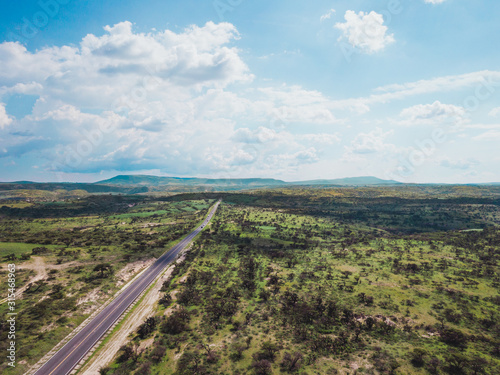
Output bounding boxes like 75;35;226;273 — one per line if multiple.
3;176;500;197
97;175;400;187
0;182;147;194
293;176;402;186
97;175;287;187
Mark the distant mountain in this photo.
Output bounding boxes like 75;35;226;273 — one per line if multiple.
94;175;403;191
0;175;405;195
0;182;147;194
97;175;287;187
291;176;402;186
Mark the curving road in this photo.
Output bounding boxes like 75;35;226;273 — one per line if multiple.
33;200;220;375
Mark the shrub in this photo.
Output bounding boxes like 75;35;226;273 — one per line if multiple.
440;327;468;348
280;352;303;372
149;344;167;363
410;348;427;368
253;341;280;362
161;308;190;335
137;317;158;339
251;359;272;375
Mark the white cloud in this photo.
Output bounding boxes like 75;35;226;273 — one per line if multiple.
0;22;264;175
372;70;500;102
0;82;43;96
259;85;331;107
320;9;336;22
278;70;500;116
258;49;302;60
0;103;13;129
232;127;278;143
297;133;341;145
0;20;351;178
258;85;350;122
335;11;394;54
424;0;447;4
440;158;479;170
400;101;466;125
273;105;338;124
345;128;397;155
489;107;500;117
463;123;500;130
203;146;257;170
267;147;319;167
1;18;498;182
329;70;500;115
473;130;500;141
0;21;252;110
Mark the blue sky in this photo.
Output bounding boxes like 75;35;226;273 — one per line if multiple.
0;0;499;183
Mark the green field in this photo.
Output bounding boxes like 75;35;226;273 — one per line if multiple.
0;242;60;258
0;197;213;375
101;192;499;375
0;189;499;375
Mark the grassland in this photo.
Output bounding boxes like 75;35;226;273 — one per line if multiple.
0;196;213;375
0;188;499;374
100;190;499;375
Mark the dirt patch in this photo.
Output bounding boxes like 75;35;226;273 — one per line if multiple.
76;288;107;315
115;259;156;288
49;260;96;271
170;290;179;301
0;257;48;304
139;337;155;351
77;288;102;306
372;282;398;288
336;265;358;273
347;357;372;373
0;257;106;305
40;322;57;333
140;223;163;228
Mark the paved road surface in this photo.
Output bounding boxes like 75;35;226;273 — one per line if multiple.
33;201;220;375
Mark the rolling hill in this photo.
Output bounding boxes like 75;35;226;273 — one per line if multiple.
292;176;402;186
96;175;287;187
0;175;405;195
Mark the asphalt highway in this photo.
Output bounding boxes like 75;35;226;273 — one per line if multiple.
33;200;220;375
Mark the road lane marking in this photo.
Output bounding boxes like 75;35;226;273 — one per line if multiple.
35;204;219;375
45;269;154;375
39;203;219;375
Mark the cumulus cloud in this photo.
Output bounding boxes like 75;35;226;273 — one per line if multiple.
400;101;466;125
232;127;278;143
424;0;446;4
4;18;496;181
0;103;13;129
258;85;348;123
0;20;359;177
267;147;319;167
203;145;257;171
297;133;341;145
0;22;260;174
349;128;396;154
81;21;252;88
0;82;43;96
0;21;252;111
335;11;394;54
